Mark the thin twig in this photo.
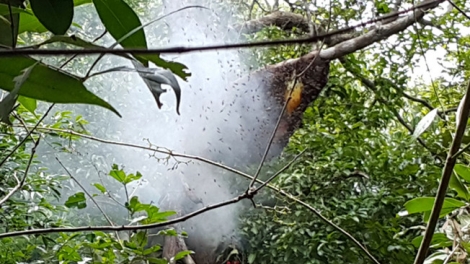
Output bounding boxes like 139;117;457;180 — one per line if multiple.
55;158;114;225
254;148;306;192
55;157;123;241
414;82;470;264
0;104;54;168
7;0;15;48
447;0;470;21
442;245;460;264
0;137;40;206
12;113;37;144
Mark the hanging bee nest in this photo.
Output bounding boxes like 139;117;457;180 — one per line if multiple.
263;50;330;150
226;50;330;164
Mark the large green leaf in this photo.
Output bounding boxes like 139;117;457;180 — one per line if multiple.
450;172;470;201
402;197;465;217
93;0;147;65
455;164;470;182
0;56;120;117
30;0;73;35
64;192;87;209
17;96;37;114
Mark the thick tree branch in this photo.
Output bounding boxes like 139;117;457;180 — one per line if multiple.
319;0;444;60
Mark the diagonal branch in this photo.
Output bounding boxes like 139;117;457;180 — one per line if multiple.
0;104;54;168
319;0;444;60
0;138;40;206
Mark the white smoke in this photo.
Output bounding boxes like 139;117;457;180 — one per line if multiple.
35;0;277;257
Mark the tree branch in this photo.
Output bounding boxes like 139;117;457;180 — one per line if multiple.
0;104;54;168
0;137;39;206
319;0;444;60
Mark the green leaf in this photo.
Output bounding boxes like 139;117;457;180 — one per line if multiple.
93;0;147;65
412;109;438;139
17;96;37;114
91;0;191;80
18;12;48;33
248;253;257;264
143;245;161;255
64;192;87;209
411;233;452;249
109;164;127;184
450;172;470;201
124;171;142;184
30;0;74;35
0;61;38;125
402;197;465;217
108;164;141;184
147;258;168;264
93;183;107;194
143;210;176;224
157;229;178;237
173;250;194;261
73;0;92;6
126;196;143;213
131;231;148;248
454;164;470;182
0;56;121;117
